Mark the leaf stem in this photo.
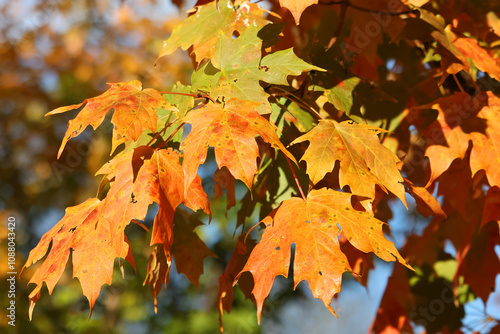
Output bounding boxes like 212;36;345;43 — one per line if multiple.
160;91;217;104
155;122;185;151
272;86;324;120
147;117;179;146
452;73;466;93
285;155;306;201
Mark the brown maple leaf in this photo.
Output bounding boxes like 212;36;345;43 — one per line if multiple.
423;93;475;186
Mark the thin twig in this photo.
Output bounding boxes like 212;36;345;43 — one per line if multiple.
285;155;306;201
326;0;348;50
319;0;417;16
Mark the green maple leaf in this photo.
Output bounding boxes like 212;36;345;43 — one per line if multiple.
192;25;324;113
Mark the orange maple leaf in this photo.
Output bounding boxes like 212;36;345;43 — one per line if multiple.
291;120;407;208
237;188;411;322
181;98;297;191
21;198;133;319
453;37;500;82
421;93;476;185
24;146;210;317
46;80;175;157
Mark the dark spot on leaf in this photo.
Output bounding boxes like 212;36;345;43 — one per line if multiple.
69;227;77;233
276;247;280;251
306;220;310;223
319;271;323;275
73;125;82;136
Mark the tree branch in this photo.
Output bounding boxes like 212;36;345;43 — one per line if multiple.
318;0;418;16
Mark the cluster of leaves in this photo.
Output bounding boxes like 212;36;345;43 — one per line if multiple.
23;0;500;332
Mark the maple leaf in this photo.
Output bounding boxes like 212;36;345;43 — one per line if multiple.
192;25;323;113
46;80;175;156
21;198;134;318
157;0;270;64
424;92;500;188
278;0;318;25
453;36;500;82
237;188;411;322
456;222;500;302
291;120;407;208
436;157;472;218
421;93;475;185
403;179;446;219
470;92;500;188
171;210;217;287
181;98;297;191
418;14;500;82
